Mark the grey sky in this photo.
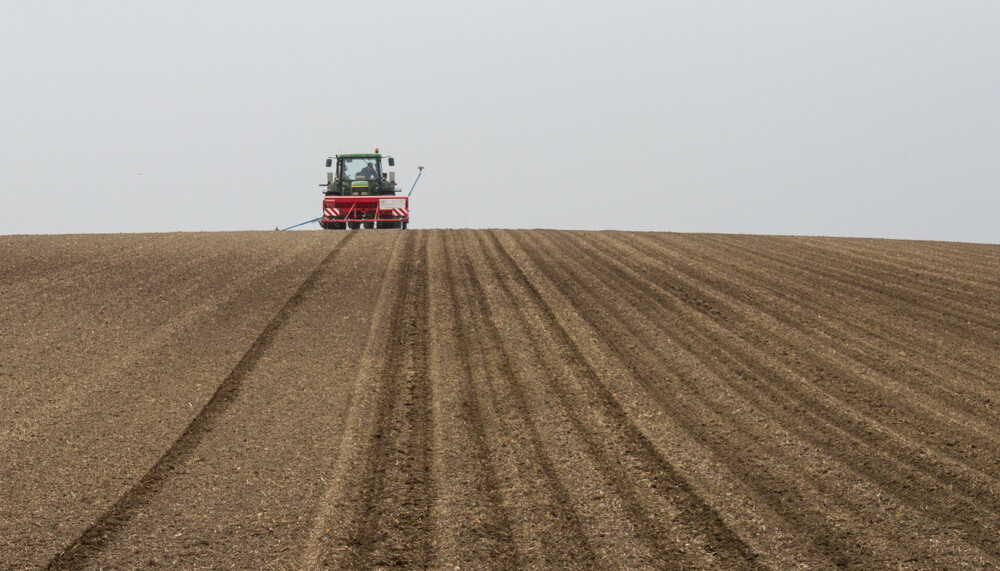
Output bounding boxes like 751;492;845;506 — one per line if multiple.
2;2;998;242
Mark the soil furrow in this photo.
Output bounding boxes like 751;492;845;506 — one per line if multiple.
46;232;356;569
699;233;1000;339
575;232;1000;563
768;235;1000;307
691;233;1000;371
621;236;1000;494
490;232;834;569
507;231;895;566
470;231;667;567
665;234;1000;412
484;230;764;570
576;233;995;492
785;235;1000;297
604;232;1000;496
606;232;1000;470
425;230;517;568
639;233;1000;386
510;230;994;567
815;236;1000;290
455;230;602;568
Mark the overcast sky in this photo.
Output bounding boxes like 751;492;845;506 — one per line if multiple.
2;2;998;242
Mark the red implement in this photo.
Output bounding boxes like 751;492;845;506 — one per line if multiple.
320;195;408;230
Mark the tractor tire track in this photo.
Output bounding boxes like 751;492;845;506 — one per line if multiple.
46;232;357;569
353;232;434;568
306;231;436;569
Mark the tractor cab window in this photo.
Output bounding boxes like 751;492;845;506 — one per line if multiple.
341;158;380;181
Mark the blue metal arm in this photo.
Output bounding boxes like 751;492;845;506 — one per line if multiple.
408;166;424;197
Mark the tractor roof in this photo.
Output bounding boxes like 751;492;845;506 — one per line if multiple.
337;153;382;159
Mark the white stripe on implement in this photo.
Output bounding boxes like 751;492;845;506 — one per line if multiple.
391;208;408;217
324;207;340;217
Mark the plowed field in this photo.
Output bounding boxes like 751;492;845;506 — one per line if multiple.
2;230;1000;569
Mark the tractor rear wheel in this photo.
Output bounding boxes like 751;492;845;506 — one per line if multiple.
348;221;360;230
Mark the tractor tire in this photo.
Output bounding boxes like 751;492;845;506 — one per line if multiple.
331;221;346;230
401;222;408;230
348;221;361;230
363;221;375;229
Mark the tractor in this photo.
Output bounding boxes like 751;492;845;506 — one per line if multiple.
319;150;408;230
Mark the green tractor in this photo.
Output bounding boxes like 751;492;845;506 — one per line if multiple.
320;151;409;230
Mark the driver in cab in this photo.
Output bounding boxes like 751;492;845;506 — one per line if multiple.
359;162;377;180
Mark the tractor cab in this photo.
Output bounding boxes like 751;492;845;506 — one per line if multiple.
324;152;396;196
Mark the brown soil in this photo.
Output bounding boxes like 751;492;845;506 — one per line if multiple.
2;230;999;569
